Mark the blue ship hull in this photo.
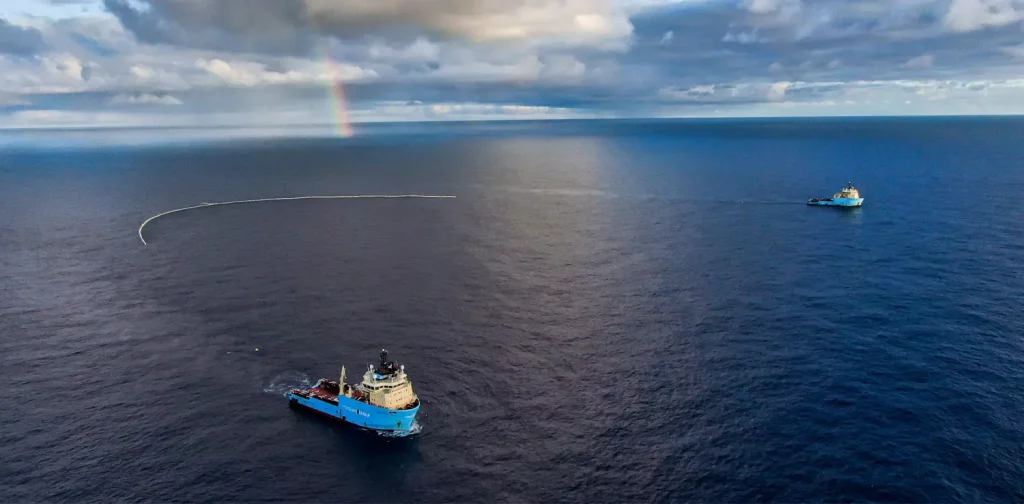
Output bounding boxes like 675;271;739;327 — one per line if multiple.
288;391;419;432
807;197;864;207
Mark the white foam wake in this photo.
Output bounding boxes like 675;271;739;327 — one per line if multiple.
138;194;457;245
376;419;423;438
262;371;312;397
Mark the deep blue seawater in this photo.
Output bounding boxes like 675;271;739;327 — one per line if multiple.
1;117;1023;503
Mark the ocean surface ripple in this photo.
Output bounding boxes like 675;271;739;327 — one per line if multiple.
1;118;1022;502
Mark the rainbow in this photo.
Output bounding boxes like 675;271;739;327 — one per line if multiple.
319;40;354;138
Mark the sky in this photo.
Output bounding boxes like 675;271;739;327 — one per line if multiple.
1;0;1023;129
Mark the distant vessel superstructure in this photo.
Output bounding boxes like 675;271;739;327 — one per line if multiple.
808;182;864;207
288;349;420;432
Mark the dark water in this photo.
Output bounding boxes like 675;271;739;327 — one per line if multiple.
2;118;1023;503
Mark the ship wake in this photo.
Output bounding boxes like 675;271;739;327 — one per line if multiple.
263;371;312;397
375;419;423;438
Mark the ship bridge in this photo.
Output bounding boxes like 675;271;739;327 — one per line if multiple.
353;349;419;410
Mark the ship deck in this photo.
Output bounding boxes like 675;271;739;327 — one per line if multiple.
291;380;370;405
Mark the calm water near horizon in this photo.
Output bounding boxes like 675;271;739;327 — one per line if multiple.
1;117;1022;502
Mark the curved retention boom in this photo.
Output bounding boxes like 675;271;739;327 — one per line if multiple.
137;194;456;245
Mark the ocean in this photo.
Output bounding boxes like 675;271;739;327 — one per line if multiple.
1;117;1022;502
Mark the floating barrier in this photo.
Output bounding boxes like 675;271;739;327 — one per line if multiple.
138;194;456;245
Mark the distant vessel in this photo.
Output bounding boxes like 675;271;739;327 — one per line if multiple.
288;349;420;433
808;182;864;207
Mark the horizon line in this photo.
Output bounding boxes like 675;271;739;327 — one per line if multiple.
3;113;1024;133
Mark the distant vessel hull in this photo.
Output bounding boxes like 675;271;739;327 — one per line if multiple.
807;197;864;207
288;389;419;432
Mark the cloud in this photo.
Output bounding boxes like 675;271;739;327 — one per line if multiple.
109;93;184;106
0;94;30;107
4;0;1024;128
195;57;377;87
903;54;935;68
421;102;577;119
945;0;1024;32
718;0;1022;44
744;0;802;15
722;29;761;44
1000;44;1024;58
658;84;717;101
307;0;634;45
102;0;313;55
103;0;635;54
540;54;588;83
128;64;192;91
367;38;441;62
768;81;791;101
41;54;87;80
0;18;47;56
424;53;545;82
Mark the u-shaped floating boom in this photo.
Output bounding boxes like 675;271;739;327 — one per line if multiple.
137;194;457;245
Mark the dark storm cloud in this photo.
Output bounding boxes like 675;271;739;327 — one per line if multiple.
0;18;47;56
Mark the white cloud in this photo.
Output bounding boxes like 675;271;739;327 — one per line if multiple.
129;64;191;91
723;29;762;44
109;93;184;106
745;0;798;14
367;38;441;62
541;54;588;83
0;94;29;107
620;0;711;11
659;84;717;101
196;58;377;87
768;81;792;101
2;109;138;129
427;54;545;82
196;58;255;86
744;0;803;15
41;54;85;81
1000;44;1024;58
304;0;635;48
945;0;1024;32
130;65;153;80
660;30;674;44
422;102;578;119
903;54;935;68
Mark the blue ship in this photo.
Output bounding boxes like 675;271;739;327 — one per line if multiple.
288;349;420;433
808;182;864;207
